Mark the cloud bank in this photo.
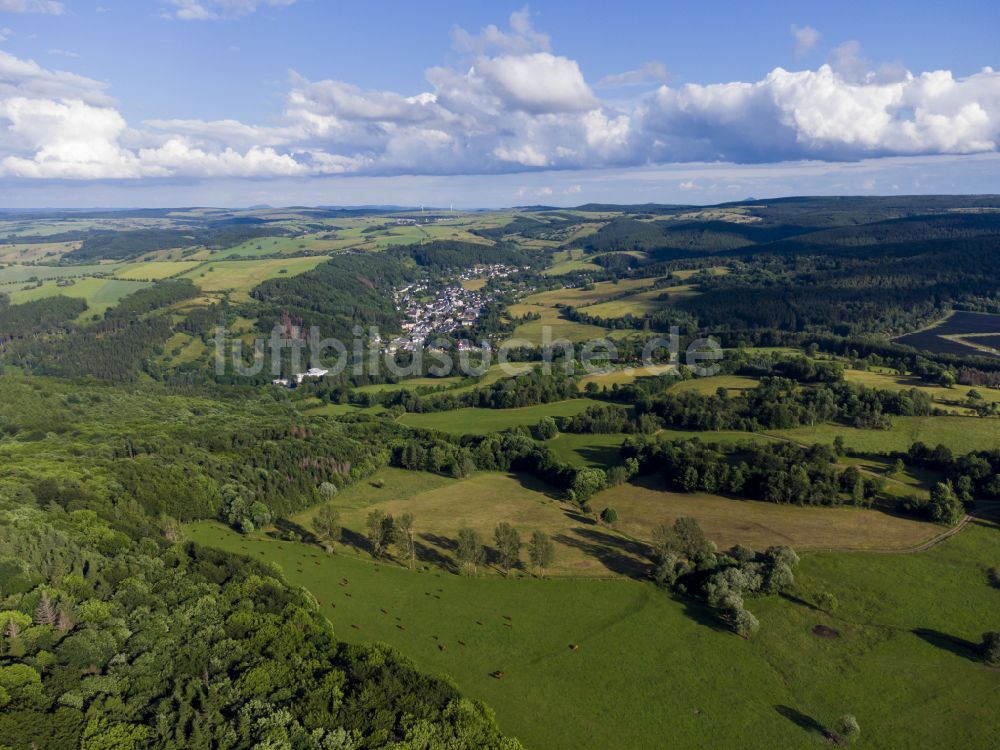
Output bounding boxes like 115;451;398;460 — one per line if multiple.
0;10;998;181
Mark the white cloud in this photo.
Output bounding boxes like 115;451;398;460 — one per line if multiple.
165;0;295;21
47;48;80;58
791;24;820;57
0;0;64;14
451;7;550;56
0;50;112;105
0;14;998;183
598;62;670;88
475;53;598;113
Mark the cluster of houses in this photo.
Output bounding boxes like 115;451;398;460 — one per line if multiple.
388;264;518;353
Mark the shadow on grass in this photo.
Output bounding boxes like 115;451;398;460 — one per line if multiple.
680;597;731;634
912;627;981;661
269;518;318;544
339;527;371;556
553;526;648;576
774;705;828;738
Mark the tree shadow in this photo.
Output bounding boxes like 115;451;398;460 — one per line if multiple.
912;628;980;661
573;444;623;469
779;591;818;611
414;537;456;571
552;526;648;576
339;527;371;555
774;705;828;738
680;597;732;634
270;518;317;544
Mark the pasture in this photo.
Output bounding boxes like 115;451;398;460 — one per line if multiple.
580;284;698;318
181;256;329;299
766;416;1000;455
187;514;1000;750
0;263;117;285
4;277;152;318
670;374;762;395
578;363;677;388
595;475;939;552
843;368;1000;411
398;399;603;435
113;260;202;280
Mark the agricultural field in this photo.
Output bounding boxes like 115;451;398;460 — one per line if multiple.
579;284;698;318
895;311;1000;359
180;255;329;298
301;471;632;577
578;363;677;389
186;514;1000;750
4;276;152;318
398;398;605;435
596;475;939;552
843;368;1000;410
670;374;762;395
0;263;117;285
542;248;601;276
507;304;610;345
113;260;203;280
546;432;631;468
0;240;81;263
766;416;1000;455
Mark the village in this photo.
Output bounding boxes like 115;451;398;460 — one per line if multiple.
387;263;519;354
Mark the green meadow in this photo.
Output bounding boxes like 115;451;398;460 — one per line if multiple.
187;517;1000;750
398;399;604;434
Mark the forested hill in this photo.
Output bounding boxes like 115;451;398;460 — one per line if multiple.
0;377;520;749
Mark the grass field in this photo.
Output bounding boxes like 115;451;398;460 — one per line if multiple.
546;432;630;468
186;515;1000;749
5;276;152;318
578;363;677;389
596;475;939;552
778;417;1000;458
580;284;698;318
670;374;762;395
113;260;202;280
0;240;81;263
181;256;329;299
298;471;631;577
0;263;118;285
844;368;1000;408
542;248;601;276
507;305;610;345
398;399;603;435
767;416;1000;455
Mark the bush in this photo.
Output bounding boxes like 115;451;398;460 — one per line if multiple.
600;507;619;525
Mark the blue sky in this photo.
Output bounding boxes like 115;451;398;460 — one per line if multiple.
0;0;998;207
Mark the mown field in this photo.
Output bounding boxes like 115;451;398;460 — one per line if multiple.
578;363;677;389
180;256;330;299
398;398;604;434
0;263;117;285
580;284;699;318
187;517;1000;750
4;276;152;318
597;475;939;552
767;416;1000;456
113;260;203;280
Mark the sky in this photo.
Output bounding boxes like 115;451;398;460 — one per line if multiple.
0;0;998;207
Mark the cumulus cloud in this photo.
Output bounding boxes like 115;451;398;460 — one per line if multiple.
598;61;670;88
0;0;64;14
165;0;295;21
791;24;820;57
0;12;998;182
